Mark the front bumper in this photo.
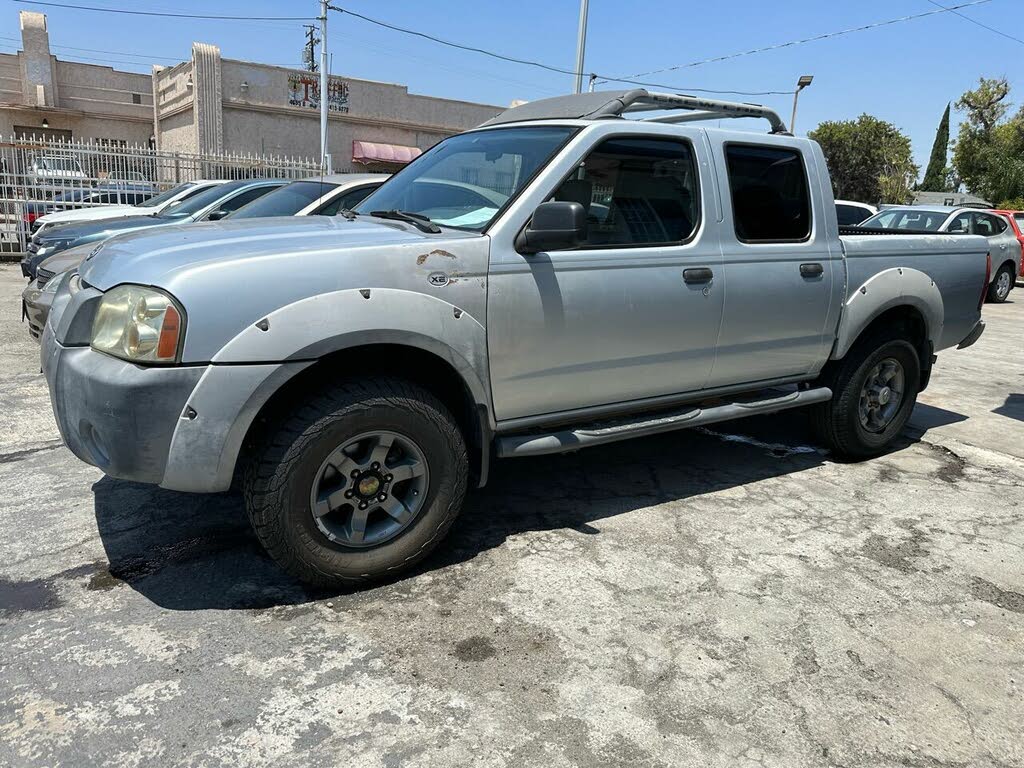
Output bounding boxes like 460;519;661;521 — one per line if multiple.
41;325;205;485
957;318;986;350
41;323;310;492
21;282;52;342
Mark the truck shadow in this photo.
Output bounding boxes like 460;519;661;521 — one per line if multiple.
89;409;946;611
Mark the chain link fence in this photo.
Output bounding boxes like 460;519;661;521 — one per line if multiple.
0;134;321;256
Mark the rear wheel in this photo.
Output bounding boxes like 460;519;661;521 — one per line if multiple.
244;378;468;587
811;332;920;459
987;263;1014;303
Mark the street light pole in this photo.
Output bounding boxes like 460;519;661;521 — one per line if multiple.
573;0;589;94
319;0;330;172
790;74;813;134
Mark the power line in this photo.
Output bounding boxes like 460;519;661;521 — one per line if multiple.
604;0;995;84
924;0;1024;46
11;0;313;21
327;5;790;97
0;34;181;63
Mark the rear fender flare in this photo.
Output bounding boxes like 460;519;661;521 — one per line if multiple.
833;267;943;360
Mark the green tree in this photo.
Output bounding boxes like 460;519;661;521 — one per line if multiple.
952;77;1024;203
809;114;919;204
921;103;951;192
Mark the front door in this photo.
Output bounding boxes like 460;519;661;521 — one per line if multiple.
707;141;841;387
487;134;723;423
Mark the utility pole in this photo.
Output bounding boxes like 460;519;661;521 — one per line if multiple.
319;0;330;171
573;0;589;94
303;24;319;72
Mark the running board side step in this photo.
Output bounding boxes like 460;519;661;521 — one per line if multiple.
495;387;833;458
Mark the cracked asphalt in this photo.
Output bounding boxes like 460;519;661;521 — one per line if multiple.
0;263;1022;767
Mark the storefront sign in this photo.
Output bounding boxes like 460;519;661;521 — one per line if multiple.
287;74;350;113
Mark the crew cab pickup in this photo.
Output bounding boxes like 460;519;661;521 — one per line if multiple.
41;90;989;586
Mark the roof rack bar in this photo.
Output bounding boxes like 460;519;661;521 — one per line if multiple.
478;89;790;134
627;91;789;134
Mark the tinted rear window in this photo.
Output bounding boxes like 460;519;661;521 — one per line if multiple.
726;145;811;242
836;203;871;226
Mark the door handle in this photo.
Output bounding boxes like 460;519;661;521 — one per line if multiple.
800;263;824;278
683;267;714;283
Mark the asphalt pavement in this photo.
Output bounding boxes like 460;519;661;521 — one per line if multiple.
0;264;1021;767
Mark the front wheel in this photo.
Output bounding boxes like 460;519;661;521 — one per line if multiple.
244;378;468;587
986;263;1014;303
811;333;921;459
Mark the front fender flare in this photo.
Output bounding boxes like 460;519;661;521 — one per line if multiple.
833;267;943;360
212;287;491;408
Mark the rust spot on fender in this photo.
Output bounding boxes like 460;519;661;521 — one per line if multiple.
416;249;457;266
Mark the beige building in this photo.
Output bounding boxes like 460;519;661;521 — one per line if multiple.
1;10;502;169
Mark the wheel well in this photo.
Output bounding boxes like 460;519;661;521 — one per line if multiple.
997;259;1016;275
237;344;489;488
832;305;933;391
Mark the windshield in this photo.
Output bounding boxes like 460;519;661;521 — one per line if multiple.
229;180;337;219
861;208;947;232
157;182;240;219
1014;213;1024;229
136;182;194;208
355;126;576;230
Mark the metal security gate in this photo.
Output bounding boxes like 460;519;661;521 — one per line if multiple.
0;134;320;256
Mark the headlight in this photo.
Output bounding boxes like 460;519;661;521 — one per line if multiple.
91;284;185;363
41;270;70;294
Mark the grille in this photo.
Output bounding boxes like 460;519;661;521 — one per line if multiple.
36;268;54;287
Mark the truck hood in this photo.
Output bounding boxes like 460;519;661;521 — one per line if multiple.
78;215;478;291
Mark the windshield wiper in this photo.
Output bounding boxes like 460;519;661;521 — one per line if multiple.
369;209;441;234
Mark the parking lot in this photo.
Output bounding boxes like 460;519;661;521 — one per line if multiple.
0;262;1021;766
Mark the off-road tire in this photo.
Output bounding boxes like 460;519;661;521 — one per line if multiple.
244;378;468;587
810;331;920;460
986;263;1014;303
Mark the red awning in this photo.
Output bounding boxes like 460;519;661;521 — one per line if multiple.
352;140;422;165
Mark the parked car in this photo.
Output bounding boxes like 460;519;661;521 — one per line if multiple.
16;187;95;245
22;177;383;338
32;180;228;238
41;89;990;587
228;174;386;219
21;245;93;340
992;209;1024;278
860;206;1022;302
835;199;877;226
21;178;284;278
26;153;88;195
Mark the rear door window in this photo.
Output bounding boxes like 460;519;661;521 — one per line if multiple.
725;145;811;242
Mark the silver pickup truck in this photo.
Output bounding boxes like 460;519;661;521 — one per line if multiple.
41;90;989;587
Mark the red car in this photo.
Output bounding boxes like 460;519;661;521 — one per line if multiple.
994;210;1024;276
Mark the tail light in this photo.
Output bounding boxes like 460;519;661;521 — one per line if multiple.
22;211;39;225
979;251;991;310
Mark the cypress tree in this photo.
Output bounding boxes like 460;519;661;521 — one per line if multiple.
921;103;951;191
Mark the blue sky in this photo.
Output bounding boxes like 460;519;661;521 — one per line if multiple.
3;0;1020;170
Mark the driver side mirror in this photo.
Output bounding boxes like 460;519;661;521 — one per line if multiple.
206;209;229;221
515;201;587;255
948;220;968;233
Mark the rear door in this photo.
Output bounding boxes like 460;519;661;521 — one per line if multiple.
707;139;841;387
